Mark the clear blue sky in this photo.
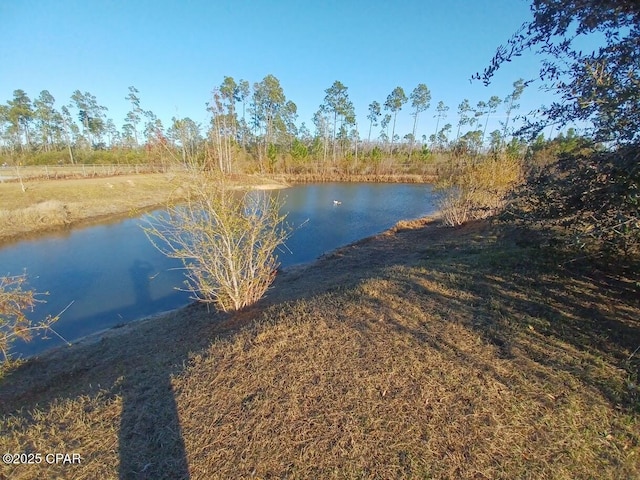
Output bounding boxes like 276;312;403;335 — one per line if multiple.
1;0;557;140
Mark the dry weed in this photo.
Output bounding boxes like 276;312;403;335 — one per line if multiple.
439;155;523;226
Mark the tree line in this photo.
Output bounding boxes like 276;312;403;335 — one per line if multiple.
0;77;528;172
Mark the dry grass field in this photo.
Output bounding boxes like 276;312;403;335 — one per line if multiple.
0;173;182;243
1;217;638;479
0;171;288;243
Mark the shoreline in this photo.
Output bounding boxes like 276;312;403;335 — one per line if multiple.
1;210;638;478
0;172;434;245
0;172;290;245
20;215;440;363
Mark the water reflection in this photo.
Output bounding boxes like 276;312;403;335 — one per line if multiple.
129;259;154;311
1;183;437;357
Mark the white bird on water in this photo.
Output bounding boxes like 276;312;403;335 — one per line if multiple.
333;200;342;205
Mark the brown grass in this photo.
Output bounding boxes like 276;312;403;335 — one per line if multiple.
0;172;289;244
0;218;638;479
0;173;182;243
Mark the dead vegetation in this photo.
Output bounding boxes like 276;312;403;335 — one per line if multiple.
144;175;290;311
0;172;289;244
0;217;638;479
281;172;437;184
0;174;182;243
437;155;524;226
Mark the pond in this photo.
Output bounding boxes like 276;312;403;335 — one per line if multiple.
1;183;439;358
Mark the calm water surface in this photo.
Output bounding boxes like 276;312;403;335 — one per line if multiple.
1;183;438;357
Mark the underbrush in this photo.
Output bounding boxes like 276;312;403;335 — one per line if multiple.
436;154;523;226
504;145;640;261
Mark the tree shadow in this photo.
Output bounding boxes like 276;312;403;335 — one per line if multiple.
270;219;640;409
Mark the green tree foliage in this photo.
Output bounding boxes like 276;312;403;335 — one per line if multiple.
366;101;381;143
143;110;164;146
168;117;202;165
379;113;391;144
33;90;60;152
478;0;640;258
323;81;355;163
0;104;9;149
124;86;143;146
70;90;108;148
456;99;474;141
475;0;640;145
313;105;331;165
7;90;34;150
237;79;251;147
0;75;526;175
501;79;526;141
481;96;501;145
250;74;292;168
220;76;240;140
384;86;407;155
432;101;449;147
409;84;431;158
60;105;78;163
208;89;234;173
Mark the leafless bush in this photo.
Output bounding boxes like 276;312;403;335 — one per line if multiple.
0;273;61;369
144;175;290;312
438;189;472;226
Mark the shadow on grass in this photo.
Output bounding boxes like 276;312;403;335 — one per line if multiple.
271;218;639;410
353;222;640;410
117;365;189;479
1;217;639;478
0;260;229;479
117;263;189;479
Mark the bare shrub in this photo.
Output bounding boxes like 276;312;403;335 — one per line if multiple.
438;155;523;226
0;273;61;369
144;175;290;312
439;188;472;226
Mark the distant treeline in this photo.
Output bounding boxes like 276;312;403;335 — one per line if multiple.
0;76;549;173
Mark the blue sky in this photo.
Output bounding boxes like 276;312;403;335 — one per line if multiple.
1;0;557;140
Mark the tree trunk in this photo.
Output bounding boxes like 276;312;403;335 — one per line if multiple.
332;112;337;164
390;112;398;158
409;111;419;161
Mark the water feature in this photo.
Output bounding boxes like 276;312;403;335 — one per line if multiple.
1;183;438;357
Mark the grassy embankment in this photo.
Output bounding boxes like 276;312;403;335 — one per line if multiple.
0;171;289;244
0;215;638;479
